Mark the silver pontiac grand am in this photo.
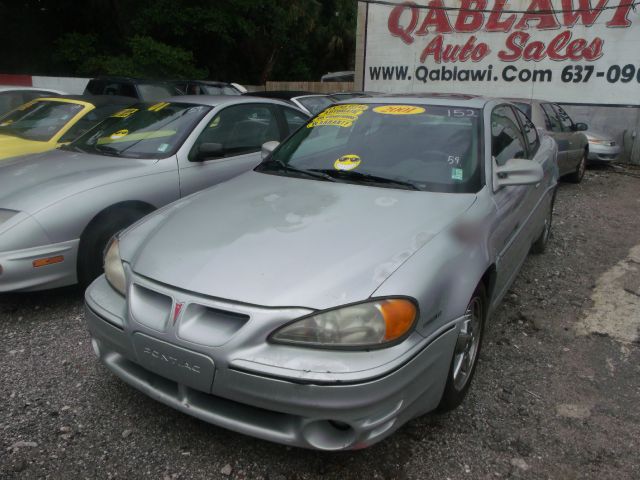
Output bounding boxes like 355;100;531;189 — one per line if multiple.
85;95;559;450
0;96;309;292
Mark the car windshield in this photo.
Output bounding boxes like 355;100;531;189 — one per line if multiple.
296;96;336;115
258;103;483;193
137;84;178;102
66;102;211;159
0;100;84;142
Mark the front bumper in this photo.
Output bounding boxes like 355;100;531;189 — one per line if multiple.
85;275;460;450
587;143;620;163
0;239;79;292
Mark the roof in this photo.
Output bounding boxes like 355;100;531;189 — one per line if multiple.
38;95;136;107
174;80;234;87
247;91;312;100
0;85;66;94
163;95;299;108
339;92;496;109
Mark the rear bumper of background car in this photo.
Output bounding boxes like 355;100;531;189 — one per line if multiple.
0;239;79;292
85;275;460;451
588;143;621;163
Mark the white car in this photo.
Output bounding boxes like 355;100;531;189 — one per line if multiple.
0;86;67;116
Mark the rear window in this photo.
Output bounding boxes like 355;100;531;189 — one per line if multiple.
137;84;177;102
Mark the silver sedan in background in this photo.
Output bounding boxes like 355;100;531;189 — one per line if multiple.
86;96;558;450
510;98;588;182
0;96;309;292
585;130;621;163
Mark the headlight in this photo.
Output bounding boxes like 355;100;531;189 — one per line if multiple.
0;209;18;226
104;238;126;295
270;298;417;349
588;138;605;145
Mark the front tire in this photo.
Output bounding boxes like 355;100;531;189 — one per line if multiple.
531;190;556;254
437;284;487;412
77;209;147;287
565;150;586;183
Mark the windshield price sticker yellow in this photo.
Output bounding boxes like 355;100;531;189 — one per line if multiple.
112;108;138;118
110;129;129;140
334;154;362;171
148;102;170;112
373;105;426;115
307;104;368;128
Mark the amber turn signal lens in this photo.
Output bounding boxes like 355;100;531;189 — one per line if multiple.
32;256;64;268
379;299;417;341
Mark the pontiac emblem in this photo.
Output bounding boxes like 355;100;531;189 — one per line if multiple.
172;302;185;324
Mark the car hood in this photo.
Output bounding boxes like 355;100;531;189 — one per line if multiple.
0;134;51;160
128;171;477;309
0;149;160;215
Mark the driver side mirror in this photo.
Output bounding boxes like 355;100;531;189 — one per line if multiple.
194;142;223;161
493;158;544;191
261;141;280;159
573;122;588;132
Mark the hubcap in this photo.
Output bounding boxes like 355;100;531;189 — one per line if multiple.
452;297;483;391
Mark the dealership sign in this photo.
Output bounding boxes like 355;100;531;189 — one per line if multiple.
361;0;639;104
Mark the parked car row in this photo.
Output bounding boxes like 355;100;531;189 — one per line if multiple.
0;89;601;451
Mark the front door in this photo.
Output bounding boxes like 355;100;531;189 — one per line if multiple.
178;103;284;197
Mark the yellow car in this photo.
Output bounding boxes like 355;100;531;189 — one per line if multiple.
0;95;135;161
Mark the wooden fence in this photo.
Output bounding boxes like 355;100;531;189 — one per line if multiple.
265;81;355;93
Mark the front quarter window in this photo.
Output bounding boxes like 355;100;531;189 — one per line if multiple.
491;105;527;166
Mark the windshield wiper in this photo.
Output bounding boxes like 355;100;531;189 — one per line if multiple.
93;144;122;156
261;160;336;182
308;169;421;191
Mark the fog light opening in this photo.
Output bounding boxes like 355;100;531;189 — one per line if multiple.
302;420;356;451
329;420;351;431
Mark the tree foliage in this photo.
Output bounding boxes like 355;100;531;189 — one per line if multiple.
0;0;356;83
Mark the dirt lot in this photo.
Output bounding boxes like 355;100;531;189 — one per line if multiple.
1;166;639;480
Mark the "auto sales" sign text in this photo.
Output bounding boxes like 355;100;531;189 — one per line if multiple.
361;0;639;104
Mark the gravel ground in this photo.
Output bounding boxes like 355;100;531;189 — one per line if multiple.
1;165;639;480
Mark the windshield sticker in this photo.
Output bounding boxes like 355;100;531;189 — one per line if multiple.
148;102;170;112
112;108;138;118
307;104;368;129
110;129;129;140
0;120;14;127
209;116;221;128
157;143;170;153
451;168;464;181
373;105;426;115
334;154;362;171
99;129;176;145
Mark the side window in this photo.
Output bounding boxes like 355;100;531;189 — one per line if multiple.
514;107;540;158
189;104;279;161
541;103;562;133
491;105;527;166
552;104;574;132
282;107;308;135
85;80;105;95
